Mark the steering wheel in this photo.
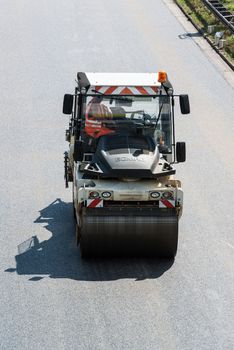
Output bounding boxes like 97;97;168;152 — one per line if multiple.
143;114;153;125
131;111;156;127
130;110;145;120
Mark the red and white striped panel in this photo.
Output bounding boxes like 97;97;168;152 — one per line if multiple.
87;199;103;208
94;86;158;95
159;199;175;209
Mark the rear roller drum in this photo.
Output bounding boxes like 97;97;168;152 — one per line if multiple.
79;208;178;258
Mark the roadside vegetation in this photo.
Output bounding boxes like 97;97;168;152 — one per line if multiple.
220;0;234;13
176;0;234;64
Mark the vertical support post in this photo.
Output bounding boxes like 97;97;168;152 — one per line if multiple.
171;96;176;163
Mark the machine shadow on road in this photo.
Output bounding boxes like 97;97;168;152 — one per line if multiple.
5;199;174;281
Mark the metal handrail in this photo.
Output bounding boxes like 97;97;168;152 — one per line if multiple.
201;0;234;32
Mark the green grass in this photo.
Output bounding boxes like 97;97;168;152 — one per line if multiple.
177;0;217;27
176;0;234;63
226;35;234;59
220;0;234;12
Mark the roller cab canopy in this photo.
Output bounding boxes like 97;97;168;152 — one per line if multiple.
77;72;170;95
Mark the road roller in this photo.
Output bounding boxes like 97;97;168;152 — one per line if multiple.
63;72;190;258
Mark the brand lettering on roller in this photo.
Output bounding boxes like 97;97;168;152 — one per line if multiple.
115;157;144;162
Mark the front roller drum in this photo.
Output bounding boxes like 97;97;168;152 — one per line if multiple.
79;208;178;258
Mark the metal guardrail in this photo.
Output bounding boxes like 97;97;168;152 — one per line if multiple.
202;0;234;32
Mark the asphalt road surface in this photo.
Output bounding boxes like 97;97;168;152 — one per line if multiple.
0;1;233;349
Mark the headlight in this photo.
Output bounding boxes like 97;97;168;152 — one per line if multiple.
101;191;111;199
162;191;174;199
150;191;161;199
89;191;99;199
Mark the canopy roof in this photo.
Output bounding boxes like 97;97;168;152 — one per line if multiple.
84;72;161;87
77;72;170;95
